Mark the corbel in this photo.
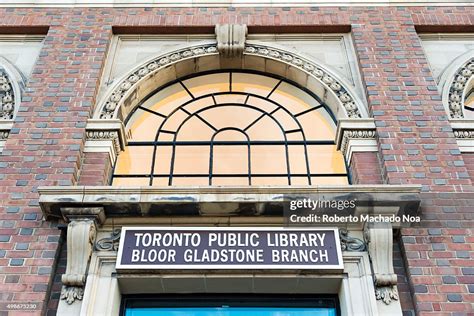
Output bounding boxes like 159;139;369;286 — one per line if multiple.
335;118;377;164
84;119;126;164
59;207;105;305
364;222;399;305
215;24;248;58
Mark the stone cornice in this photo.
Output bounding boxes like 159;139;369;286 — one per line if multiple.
38;184;421;229
0;0;471;7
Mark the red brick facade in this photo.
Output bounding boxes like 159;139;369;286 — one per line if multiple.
0;6;473;316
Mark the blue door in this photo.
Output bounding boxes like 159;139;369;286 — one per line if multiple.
125;306;337;316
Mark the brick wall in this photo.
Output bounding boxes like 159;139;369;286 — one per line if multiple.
0;5;473;316
77;152;112;186
401;193;474;315
350;151;384;184
461;153;474;184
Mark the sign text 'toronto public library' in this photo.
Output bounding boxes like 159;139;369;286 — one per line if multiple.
116;227;343;269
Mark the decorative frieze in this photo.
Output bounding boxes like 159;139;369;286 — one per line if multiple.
450;120;474;153
86;130;121;155
244;44;362;118
84;119;126;163
336;118;377;163
448;58;474;118
340;129;377;157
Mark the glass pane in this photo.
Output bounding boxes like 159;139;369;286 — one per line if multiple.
115;146;153;175
272;108;300;132
111;177;150;186
171;177;208;186
113;71;348;186
199;105;259;131
182;96;215;115
176;115;215;141
232;72;279;97
161;109;190;133
307;145;346;174
142;82;192;116
270;81;321;114
291;176;311;185
173;146;210;175
212;145;249;175
126;307;337;316
245;115;284;141
214;93;247;105
251;176;289;185
152;177;169;186
312;176;349;185
154;146;173;175
182;73;230;97
296;108;336;140
246;95;278;113
211;177;249;186
251;145;287;174
288;145;308;174
126;108;164;141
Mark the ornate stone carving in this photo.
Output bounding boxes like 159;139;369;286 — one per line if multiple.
448;58;474;118
339;228;366;252
60;207;105;305
340;129;376;157
0;130;9;140
244;44;362;118
86;129;121;154
453;129;474;138
216;24;247;57
0;69;15;120
99;44;218;119
95;228;121;251
364;222;399;305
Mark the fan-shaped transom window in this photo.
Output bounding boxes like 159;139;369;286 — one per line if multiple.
112;71;348;186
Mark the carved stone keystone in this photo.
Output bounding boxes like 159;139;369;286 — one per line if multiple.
364;222;399;305
215;24;247;57
60;207;105;305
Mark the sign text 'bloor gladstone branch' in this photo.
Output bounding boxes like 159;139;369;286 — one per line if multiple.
116;227;343;269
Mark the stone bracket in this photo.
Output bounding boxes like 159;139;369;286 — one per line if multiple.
60;207;105;305
336;118;377;164
215;24;247;58
84;119;127;163
364;222;398;305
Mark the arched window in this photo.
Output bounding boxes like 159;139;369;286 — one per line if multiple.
112;71;348;186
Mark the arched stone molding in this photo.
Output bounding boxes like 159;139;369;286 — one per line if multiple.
439;50;474;119
0;56;26;151
88;40;371;165
93;41;368;121
439;51;474;152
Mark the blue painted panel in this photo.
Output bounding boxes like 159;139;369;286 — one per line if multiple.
126;307;336;316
